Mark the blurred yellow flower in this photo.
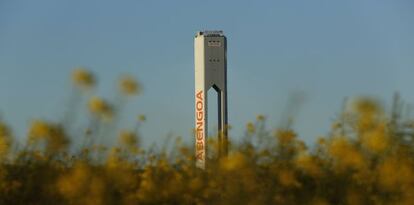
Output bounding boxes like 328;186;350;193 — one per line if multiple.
377;156;414;191
352;97;381;116
189;177;203;192
317;137;326;146
360;124;389;154
246;122;255;134
278;169;301;188
0;121;11;138
220;152;247;171
346;190;364;205
331;121;342;130
118;130;139;152
28;120;50;140
57;162;91;198
27;120;69;154
137;114;146;122
295;153;322;177
0;122;12;157
119;75;141;96
351;97;383;131
328;137;365;171
88;96;113;120
256;114;265;121
45;125;70;154
0;137;11;158
310;198;329;205
71;68;95;89
58;162;107;205
275;129;296;145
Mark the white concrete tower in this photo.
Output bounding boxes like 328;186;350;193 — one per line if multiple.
194;30;228;169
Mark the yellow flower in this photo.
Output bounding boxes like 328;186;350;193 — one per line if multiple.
71;68;95;89
0;121;11;138
28;120;50;142
360;123;389;154
0;122;12;157
106;147;122;168
88;96;113;120
246;122;255;134
256;114;265;121
45;125;69;154
27;120;69;153
57;162;91;198
220;152;247;171
0;137;11;158
317;137;326;146
352;97;381;116
119;75;141;96
58;162;107;205
377;156;414;191
278;169;301;188
351;97;383;131
118;130;139;152
296;140;307;153
137;114;146;122
295;153;321;177
310;198;329;205
331;121;342;130
346;190;364;205
328;137;365;171
189;177;203;192
275;129;296;145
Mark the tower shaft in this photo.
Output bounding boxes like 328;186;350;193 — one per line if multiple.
194;31;228;169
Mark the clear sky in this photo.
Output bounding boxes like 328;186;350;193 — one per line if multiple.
0;0;413;147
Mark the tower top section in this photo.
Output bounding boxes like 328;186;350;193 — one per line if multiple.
195;30;224;37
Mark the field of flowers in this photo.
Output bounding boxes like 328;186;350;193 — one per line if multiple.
0;69;413;204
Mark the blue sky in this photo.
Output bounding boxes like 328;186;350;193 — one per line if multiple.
0;0;413;147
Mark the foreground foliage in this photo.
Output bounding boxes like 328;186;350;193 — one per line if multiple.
0;69;413;205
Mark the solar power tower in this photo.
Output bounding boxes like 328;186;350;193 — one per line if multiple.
194;31;228;169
